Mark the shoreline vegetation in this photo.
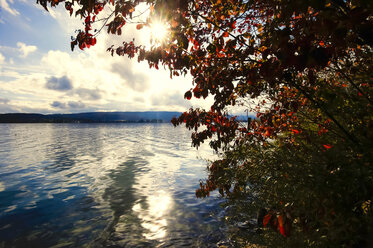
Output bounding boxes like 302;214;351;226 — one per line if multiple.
0;112;180;123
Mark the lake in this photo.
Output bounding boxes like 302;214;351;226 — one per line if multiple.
0;123;231;247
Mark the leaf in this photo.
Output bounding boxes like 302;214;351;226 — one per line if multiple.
323;144;332;149
70;41;75;51
263;213;272;227
292;129;299;134
184;91;192;100
171;19;179;28
136;24;144;30
278;215;286;237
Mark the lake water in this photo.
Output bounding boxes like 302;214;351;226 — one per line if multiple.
0;123;230;247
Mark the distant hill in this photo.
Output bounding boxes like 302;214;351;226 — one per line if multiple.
0;112;182;123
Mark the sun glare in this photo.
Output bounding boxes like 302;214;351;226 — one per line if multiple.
150;21;168;43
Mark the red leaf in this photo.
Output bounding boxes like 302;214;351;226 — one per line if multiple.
65;2;71;10
136;24;143;30
323;144;332;149
265;129;271;137
278;215;286;237
263;213;271;227
184;91;192;100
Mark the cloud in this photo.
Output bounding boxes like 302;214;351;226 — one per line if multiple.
0;53;5;64
51;100;85;109
111;62;149;92
0;0;20;16
51;101;66;109
151;91;189;107
68;101;85;109
46;75;73;91
0;98;10;104
0;104;18;113
0;4;206;114
74;88;102;100
17;42;37;58
133;96;145;102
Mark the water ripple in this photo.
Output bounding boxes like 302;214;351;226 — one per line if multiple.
0;123;224;247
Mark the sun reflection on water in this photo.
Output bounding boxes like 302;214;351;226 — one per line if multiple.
132;190;172;240
0;124;222;247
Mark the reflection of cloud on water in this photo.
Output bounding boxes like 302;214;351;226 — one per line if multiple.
132;190;173;240
0;181;5;192
124;124;216;244
93;158;155;247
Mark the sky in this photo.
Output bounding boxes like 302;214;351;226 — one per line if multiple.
0;0;215;114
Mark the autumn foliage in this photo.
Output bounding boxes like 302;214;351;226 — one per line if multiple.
38;0;372;246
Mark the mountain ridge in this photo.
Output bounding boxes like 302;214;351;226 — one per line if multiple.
0;111;182;123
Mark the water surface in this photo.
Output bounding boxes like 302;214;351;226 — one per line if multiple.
0;123;227;247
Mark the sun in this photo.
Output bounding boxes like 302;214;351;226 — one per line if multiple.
149;21;168;43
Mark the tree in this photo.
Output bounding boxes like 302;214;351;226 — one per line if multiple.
38;0;372;246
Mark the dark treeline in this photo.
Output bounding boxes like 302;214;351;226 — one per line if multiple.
0;112;181;123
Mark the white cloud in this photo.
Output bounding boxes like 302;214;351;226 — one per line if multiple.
74;88;102;100
17;42;37;58
0;4;215;114
0;40;209;113
111;61;149;92
0;98;9;104
151;90;189;108
0;0;19;16
0;52;5;64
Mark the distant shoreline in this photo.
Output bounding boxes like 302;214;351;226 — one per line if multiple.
0;111;181;124
0;120;168;123
0;111;253;123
